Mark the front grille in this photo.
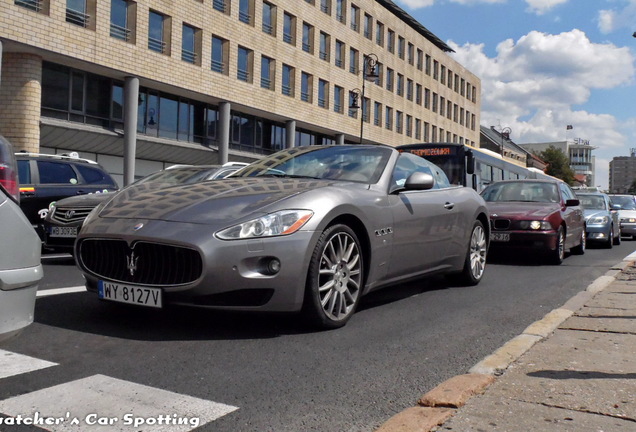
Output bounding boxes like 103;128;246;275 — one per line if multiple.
78;239;203;286
52;206;95;224
492;219;511;230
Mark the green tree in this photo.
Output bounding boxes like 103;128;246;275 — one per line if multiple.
537;146;576;185
628;179;636;194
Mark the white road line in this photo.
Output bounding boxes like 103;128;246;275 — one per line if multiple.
37;286;86;297
0;374;239;431
0;350;57;379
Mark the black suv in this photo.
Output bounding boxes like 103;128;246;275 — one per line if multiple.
16;152;118;239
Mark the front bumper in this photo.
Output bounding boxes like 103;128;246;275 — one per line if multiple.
585;225;612;242
77;219;319;313
620;222;636;236
0;266;41;343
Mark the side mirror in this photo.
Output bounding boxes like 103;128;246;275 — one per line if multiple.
466;150;475;175
565;199;580;207
404;172;435;191
611;204;622;211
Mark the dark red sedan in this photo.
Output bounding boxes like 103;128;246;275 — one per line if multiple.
481;179;586;264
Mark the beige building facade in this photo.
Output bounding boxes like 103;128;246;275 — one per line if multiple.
0;0;480;185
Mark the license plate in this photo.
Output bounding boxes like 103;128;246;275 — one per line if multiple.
98;281;162;308
50;226;78;238
490;232;510;242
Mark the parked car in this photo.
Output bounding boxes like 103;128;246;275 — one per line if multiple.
481;179;585;264
576;192;620;247
608;194;636;239
16;152;118;239
43;163;247;254
0;136;43;343
74;145;490;329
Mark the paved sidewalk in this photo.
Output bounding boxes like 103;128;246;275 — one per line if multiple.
377;253;636;432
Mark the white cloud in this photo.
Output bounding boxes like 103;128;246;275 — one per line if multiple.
449;29;635;188
598;0;636;34
395;0;504;10
524;0;568;15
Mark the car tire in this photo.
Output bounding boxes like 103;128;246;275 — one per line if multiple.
453;220;487;286
303;224;364;330
571;229;586;255
613;227;621;245
548;226;565;265
605;226;614;249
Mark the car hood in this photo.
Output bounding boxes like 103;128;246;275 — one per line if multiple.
98;177;351;224
583;209;609;220
485;201;561;219
617;209;636;218
54;191;116;207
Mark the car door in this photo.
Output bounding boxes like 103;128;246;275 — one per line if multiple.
385;153;457;279
559;183;584;247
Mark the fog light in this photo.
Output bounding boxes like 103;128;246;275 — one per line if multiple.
267;258;281;275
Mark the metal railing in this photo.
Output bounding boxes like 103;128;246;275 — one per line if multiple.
319;51;328;61
302;43;311;53
260;77;271;89
262;23;274;35
239;11;250;24
318;98;326;108
213;0;226;13
182;49;197;64
110;23;130;41
237;69;250;82
66;8;89;27
15;0;41;12
148;37;166;54
301;92;310;102
283;33;293;44
282;85;293;96
211;59;225;73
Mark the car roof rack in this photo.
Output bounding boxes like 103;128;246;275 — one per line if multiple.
15;151;98;164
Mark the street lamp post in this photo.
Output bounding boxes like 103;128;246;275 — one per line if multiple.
499;126;511;158
349;53;378;143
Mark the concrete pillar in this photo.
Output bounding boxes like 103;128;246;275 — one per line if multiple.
0;53;42;152
218;101;230;164
336;134;345;145
285;120;296;149
123;76;139;186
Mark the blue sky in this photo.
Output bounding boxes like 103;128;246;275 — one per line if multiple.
396;0;636;188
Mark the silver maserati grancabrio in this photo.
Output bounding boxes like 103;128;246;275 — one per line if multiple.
75;145;490;329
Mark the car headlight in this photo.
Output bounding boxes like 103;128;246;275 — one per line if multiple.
588;216;609;225
622;218;636;223
519;220;552;230
216;210;314;240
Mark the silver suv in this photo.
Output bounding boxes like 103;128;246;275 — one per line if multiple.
0;135;43;343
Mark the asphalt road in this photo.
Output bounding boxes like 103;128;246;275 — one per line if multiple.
2;242;633;432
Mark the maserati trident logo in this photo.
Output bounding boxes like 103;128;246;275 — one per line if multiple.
126;251;139;276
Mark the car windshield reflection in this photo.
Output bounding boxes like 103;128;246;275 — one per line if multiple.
482;181;560;203
232;146;393;183
578;195;607;210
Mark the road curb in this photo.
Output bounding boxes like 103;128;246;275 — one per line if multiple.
374;255;636;432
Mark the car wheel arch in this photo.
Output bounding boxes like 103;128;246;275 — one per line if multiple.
324;214;371;288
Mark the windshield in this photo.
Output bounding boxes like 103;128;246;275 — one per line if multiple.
578;195;607;210
233;145;393;183
136;167;219;186
610;195;636;210
482;181;560;203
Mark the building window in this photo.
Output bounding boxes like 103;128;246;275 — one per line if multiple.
302;22;314;53
15;0;48;13
319;32;330;61
364;13;372;39
213;0;228;14
349;48;358;74
433;60;439;80
374;102;381;126
282;64;294;97
239;0;253;25
261;56;274;90
406;79;413;101
424;88;430;109
407;43;414;65
416;83;422;105
448;69;453;89
387;29;395;53
320;0;330;15
416;49;423;70
374;62;383;87
439;97;445;117
396;111;403;133
362;97;370;123
385;106;392;130
301;72;312;103
415;119;421;139
110;0;134;42
397;36;405;59
425;54;431;75
396;73;403;96
318;79;329;108
237;46;253;83
406;115;412;137
148;11;169;54
335;40;345;68
334;85;344;113
348;91;358;118
386;68;393;92
66;0;93;28
376;21;384;46
350;4;359;31
262;2;276;36
182;24;200;65
283;12;296;45
432;92;438;113
211;35;228;74
447;101;452;119
335;0;345;24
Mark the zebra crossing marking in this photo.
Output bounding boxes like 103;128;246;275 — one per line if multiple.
0;349;57;379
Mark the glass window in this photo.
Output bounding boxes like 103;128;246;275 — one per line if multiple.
282;64;294;97
85;74;110;119
335;40;344;68
66;0;88;27
182;24;196;64
301;72;312;103
77;165;109;184
42;62;70;111
374;102;381;126
283;13;295;44
111;83;123;120
211;36;227;73
349;48;358;74
334;85;343;113
239;0;252;24
110;0;130;41
350;4;359;31
148;11;165;53
158;95;178;139
261;56;273;90
336;0;345;23
375;21;383;46
398;36;405;59
71;71;84;112
262;2;275;35
364;14;372;39
37;161;78;184
319;32;329;61
302;22;313;53
237;46;251;82
320;0;330;14
318;79;328;108
387;30;394;53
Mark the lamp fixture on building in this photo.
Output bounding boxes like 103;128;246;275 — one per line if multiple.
491;125;511;158
349;53;379;144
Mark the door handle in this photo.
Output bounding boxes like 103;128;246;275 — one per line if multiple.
444;202;455;210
